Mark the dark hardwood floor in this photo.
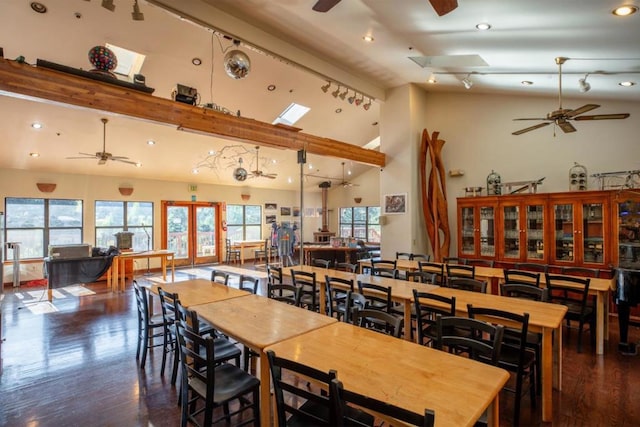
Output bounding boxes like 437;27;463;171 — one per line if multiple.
0;266;639;426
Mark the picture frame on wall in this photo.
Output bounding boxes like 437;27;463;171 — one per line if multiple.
384;193;407;214
265;202;277;211
265;214;277;224
292;207;300;217
280;206;291;216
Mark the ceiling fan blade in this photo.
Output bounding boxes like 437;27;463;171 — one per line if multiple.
513;118;550;121
66;156;96;160
512;122;551;135
265;175;277;179
98;158;108;165
111;155;131;160
312;0;341;12
565;104;600;118
428;0;458;16
557;120;576;133
574;113;630;121
113;158;140;166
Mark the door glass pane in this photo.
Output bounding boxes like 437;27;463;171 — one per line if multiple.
480;206;495;256
196;206;216;257
502;205;519;259
554;203;574;262
167;206;189;259
460;206;475;255
526;205;545;260
618;200;640;269
583;203;604;264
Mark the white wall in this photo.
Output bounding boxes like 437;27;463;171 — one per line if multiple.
0;168;320;282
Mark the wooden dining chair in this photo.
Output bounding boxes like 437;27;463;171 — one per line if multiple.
447;277;487;293
357;280;392;313
330;379;434;427
210;269;229;286
446;263;476;280
238;274;259;294
253;238;269;265
268;282;302;306
352;308;403;338
335;262;357;273
435;315;504;366
325;275;355;320
133;280;167;370
175;320;260;427
418;261;445;286
504;269;542;287
225;238;241;264
410;253;431;262
413;290;456;347
292;269;320;312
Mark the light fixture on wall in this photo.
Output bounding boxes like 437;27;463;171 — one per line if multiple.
131;0;144;21
461;73;474;89
241;193;251;201
119;186;134;196
36;183;56;193
321;82;331;93
354;95;364;106
578;73;591;92
363;98;372;110
331;85;341;98
354;197;362;204
339;88;349;100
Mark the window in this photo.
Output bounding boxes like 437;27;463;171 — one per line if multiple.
226;204;262;241
95;201;153;251
339;206;381;243
5;197;83;259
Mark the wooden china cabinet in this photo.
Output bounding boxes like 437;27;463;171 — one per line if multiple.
456;190;614;269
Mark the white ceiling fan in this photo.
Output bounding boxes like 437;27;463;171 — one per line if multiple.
66;118;140;166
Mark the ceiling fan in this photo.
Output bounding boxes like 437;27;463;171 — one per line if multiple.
249;146;277;179
307;162;359;187
312;0;457;16
512;57;630;136
66;118;139;166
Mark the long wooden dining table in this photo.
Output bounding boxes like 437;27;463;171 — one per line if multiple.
359;259;615;355
265;321;510;427
191;294;338;427
149;278;249;307
282;265;439;340
425;287;567;423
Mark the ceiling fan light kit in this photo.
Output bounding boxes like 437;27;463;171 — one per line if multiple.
66;118;139;166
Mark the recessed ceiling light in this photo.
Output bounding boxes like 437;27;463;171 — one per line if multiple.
521;80;534;86
208;150;216;155
612;5;638;16
29;152;40;158
427;75;437;84
267;84;276;91
287;177;292;183
308;163;313;169
146;139;155;145
363;35;374;42
475;23;491;30
192;168;199;174
31;122;42;129
135;162;142;168
30;2;47;13
192;57;202;66
335;108;342;114
619;81;636;87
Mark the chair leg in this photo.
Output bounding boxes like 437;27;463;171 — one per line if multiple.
140;322;150;369
160;326;170;376
171;343;180;386
577;319;585;353
135;319;142;361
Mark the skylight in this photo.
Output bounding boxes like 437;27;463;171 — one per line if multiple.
273;103;310;126
106;43;146;81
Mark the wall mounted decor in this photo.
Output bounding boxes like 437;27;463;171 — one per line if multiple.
118;186;134;196
36;183;56;193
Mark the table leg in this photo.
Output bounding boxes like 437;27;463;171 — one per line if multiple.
403;302;412;341
541;327;558;422
161;255;167;282
319;281;327;315
596;290;605;355
486;395;499;427
171;255;175;282
119;257;126;292
258;349;272;427
111;256;119;292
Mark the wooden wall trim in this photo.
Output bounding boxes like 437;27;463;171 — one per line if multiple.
0;58;385;167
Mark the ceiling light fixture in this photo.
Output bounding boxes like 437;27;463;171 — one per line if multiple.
147;140;155;145
578;73;591;92
363;98;372;110
29;152;40;158
30;2;47;13
321;82;331;93
427;74;437;84
131;0;144;20
354;95;364;106
347;93;356;104
612;5;638;16
619;81;636;87
335;108;342;114
31;122;42;129
267;84;276;91
521;80;534;86
339;88;349;100
475;22;491;30
363;35;374;42
461;73;474;89
101;0;115;12
331;85;341;98
191;57;202;66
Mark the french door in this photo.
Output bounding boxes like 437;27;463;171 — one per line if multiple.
161;201;221;267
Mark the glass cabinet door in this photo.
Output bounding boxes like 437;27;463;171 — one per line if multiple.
618;200;640;269
554;203;574;262
502;205;520;259
525;204;545;261
582;203;604;265
479;206;495;257
460;206;476;255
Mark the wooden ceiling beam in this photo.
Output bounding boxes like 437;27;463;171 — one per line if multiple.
0;58;385;167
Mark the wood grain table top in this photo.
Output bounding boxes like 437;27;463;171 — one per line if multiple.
150;279;249;307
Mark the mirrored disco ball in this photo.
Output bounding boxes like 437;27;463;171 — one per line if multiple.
224;50;251;80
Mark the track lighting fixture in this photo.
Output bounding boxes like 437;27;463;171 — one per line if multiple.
131;0;144;20
461;73;474;89
339;88;349;100
101;0;115;11
578;73;591;92
347;93;356;104
331;85;341;98
354;95;364;106
363;98;372;110
321;82;331;93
